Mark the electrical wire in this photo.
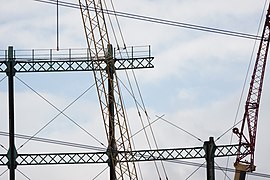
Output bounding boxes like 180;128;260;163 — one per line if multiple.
33;0;261;41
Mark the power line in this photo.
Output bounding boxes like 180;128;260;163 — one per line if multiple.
33;0;261;41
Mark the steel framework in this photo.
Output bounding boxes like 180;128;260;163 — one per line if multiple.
0;143;249;166
0;47;251;180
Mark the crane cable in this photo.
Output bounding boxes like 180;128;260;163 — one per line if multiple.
102;1;146;178
103;0;164;178
102;0;120;50
109;0;126;49
101;0;167;177
113;32;169;180
117;74;204;143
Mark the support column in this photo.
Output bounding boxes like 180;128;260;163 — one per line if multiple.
203;137;216;180
106;44;117;180
7;46;17;180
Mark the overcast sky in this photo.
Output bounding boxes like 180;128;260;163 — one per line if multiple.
0;0;270;179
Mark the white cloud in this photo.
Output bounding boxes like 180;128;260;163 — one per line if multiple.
0;0;270;179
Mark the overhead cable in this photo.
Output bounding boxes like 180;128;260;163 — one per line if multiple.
33;0;261;40
0;131;106;151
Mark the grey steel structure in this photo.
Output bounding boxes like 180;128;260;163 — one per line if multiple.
0;46;250;180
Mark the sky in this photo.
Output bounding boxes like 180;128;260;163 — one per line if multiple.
0;0;270;179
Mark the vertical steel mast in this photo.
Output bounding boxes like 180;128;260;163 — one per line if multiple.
233;2;270;179
78;1;137;179
7;46;17;180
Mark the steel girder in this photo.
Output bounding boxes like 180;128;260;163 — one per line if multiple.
0;144;249;166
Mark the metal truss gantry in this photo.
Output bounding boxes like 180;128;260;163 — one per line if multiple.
0;46;250;180
0;142;249;166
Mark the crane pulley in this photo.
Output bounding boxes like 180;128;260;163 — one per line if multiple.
233;2;270;179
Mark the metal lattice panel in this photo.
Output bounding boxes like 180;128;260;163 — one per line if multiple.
16;152;108;165
0;57;153;73
0;144;250;166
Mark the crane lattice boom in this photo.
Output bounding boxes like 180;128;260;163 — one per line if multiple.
78;0;138;179
233;2;270;176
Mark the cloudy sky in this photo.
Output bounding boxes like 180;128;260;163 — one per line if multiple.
0;0;270;179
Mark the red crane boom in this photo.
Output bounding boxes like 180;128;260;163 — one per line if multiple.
233;2;270;179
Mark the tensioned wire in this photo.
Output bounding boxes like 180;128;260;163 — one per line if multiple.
105;4;164;179
0;131;106;151
34;0;261;41
112;35;169;180
15;0;270;179
0;115;164;151
1;132;270;179
15;76;106;150
17;169;31;180
117;75;203;143
185;161;205;180
102;0;146;178
102;0;168;177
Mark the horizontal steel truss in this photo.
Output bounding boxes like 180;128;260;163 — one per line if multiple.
0;144;249;166
0;57;154;73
